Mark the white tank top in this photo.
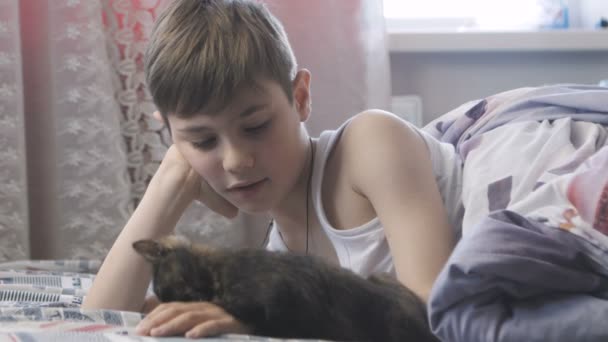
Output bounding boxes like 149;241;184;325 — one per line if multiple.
267;119;463;277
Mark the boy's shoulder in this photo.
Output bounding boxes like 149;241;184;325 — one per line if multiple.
338;109;420;154
325;109;424;189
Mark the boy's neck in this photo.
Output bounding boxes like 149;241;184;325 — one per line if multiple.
269;138;316;247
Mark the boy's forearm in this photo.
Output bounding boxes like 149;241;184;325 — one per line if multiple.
82;174;191;312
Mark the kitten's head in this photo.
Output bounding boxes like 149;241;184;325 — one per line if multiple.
133;236;216;303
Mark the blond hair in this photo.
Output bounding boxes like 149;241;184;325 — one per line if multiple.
145;0;297;118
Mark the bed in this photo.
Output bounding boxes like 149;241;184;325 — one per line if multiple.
3;84;608;341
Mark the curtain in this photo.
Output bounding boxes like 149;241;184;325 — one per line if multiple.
0;0;390;262
0;0;28;260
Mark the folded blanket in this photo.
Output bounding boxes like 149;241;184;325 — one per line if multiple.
424;84;608;342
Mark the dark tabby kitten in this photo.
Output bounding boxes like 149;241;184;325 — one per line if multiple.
133;236;439;342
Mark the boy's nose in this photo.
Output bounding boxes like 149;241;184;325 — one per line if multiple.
222;144;254;173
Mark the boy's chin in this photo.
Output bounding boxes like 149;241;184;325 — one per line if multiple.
236;204;271;215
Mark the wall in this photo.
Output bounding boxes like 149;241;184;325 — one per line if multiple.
575;0;608;28
270;0;391;135
389;0;608;124
390;50;608;124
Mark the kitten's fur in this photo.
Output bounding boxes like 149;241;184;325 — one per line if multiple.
133;236;438;342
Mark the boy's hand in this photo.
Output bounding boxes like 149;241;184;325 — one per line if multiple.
135;301;252;338
141;295;161;314
152;111;238;219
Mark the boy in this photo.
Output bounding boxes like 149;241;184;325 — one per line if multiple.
83;0;459;338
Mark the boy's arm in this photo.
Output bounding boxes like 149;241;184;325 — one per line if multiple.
82;153;194;311
344;111;456;303
82;145;237;312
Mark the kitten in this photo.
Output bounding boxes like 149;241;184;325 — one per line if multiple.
133;236;439;342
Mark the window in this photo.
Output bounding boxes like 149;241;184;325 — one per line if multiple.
384;0;568;31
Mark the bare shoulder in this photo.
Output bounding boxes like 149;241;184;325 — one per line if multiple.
339;110;427;167
340;109;423;151
344;109;410;129
321;109;432;229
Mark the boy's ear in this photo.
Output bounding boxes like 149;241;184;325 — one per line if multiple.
292;69;312;122
133;239;168;263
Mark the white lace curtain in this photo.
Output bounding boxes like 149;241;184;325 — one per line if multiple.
0;0;390;262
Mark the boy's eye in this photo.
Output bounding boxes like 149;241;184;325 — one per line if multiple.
245;120;270;134
192;137;217;150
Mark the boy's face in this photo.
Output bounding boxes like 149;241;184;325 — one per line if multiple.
167;72;311;213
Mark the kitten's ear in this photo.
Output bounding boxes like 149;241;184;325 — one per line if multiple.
132;239;168;263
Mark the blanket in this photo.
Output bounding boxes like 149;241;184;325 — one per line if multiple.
423;84;608;342
0;260;327;341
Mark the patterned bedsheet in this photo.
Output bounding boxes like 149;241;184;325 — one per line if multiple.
423;84;608;342
0;260;326;341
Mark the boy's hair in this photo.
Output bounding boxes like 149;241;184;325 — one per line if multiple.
144;0;297;120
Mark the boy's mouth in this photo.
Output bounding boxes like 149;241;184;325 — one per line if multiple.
226;178;268;194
